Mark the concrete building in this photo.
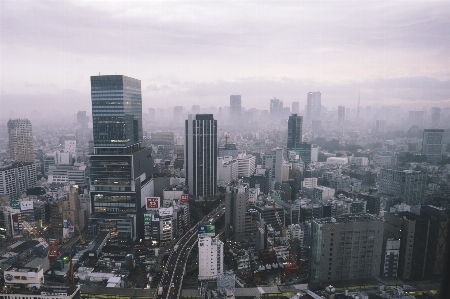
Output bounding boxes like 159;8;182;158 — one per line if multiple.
379;169;426;205
302;178;318;189
262;148;283;184
422;129;444;164
312;186;335;204
310;214;384;284
185;114;217;197
382;238;400;277
198;233;223;281
217;157;238;187
384;206;449;281
225;183;249;243
236;154;256;177
7;119;34;163
326;157;348;165
0;163;36;201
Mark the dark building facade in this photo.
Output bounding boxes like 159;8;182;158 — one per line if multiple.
185;114;217;197
287;114;303;154
89;75;152;241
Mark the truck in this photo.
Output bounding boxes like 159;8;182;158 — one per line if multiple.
173;245;179;251
157;287;163;295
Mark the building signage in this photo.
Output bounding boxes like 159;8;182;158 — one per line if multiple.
20;201;33;211
198;225;215;237
144;214;152;223
5;274;13;281
11;213;21;237
10;200;20;210
159;207;173;217
181;194;189;203
146;197;160;210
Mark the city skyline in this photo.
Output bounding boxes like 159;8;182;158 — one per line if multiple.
1;1;449;120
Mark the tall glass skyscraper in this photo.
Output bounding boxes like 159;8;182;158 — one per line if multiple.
185;114;217;197
306;91;321;121
287;114;303;153
89;75;152;241
91;75;142;151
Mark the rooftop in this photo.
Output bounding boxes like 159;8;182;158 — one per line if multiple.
313;213;382;225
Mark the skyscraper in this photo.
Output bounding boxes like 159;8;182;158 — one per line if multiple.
422;129;444;164
7;119;34;163
185;114;217;197
91;75;142;151
431;107;441;128
77;111;88;128
287;114;303;153
89;75;153;241
338;106;345;124
229;95;241;119
292;102;300;114
225;183;249;242
270;98;283;115
306;92;321;121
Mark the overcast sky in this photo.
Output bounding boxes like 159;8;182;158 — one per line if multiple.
1;0;450;119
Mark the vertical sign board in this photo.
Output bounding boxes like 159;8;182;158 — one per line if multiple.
144;214;152;240
181;194;189;203
11;214;21;237
146;197;160;210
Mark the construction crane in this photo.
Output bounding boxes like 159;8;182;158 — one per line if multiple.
76;224;85;245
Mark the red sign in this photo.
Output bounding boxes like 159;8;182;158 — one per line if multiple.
181;194;189;203
146;197;160;210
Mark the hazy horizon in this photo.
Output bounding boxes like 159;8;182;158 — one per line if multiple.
1;1;450;120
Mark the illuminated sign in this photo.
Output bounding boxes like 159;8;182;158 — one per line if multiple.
146;197;160;210
159;207;173;217
144;214;152;223
181;194;189;203
198;225;215;237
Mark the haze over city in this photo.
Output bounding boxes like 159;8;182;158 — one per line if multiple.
1;0;450;120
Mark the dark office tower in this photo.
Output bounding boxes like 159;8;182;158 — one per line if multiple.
148;108;155;120
292;102;300;114
422;129;444;164
270;98;283;115
230;95;242;119
91;75;142;151
173;106;183;122
7;119;34;163
89;75;152;242
338;106;345;124
77;111;88;128
185;114;217;197
225;183;249;243
306;92;321;121
431;107;441;128
191;105;201;114
287;114;303;153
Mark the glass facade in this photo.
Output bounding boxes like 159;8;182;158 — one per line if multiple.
287;114;303;152
91;75;142;148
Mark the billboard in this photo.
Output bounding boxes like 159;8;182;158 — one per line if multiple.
146;197;160;210
10;200;20;210
20;201;33;211
181;194;189;203
198;225;215;237
159;207;173;217
144;214;152;223
11;213;21;237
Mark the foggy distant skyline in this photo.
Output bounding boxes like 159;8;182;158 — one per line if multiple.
1;1;450;120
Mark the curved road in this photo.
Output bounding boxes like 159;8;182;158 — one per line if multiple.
156;204;225;299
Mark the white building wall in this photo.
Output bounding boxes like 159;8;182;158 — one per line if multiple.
198;236;224;280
